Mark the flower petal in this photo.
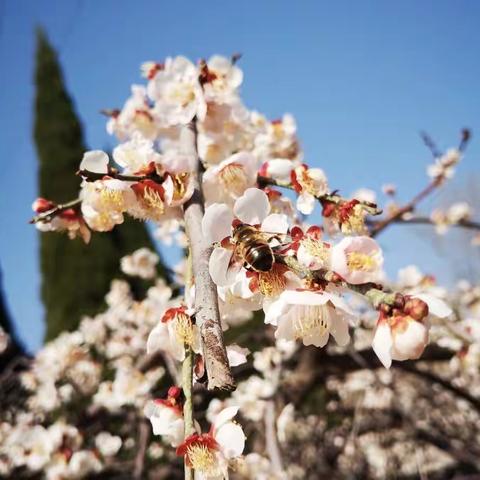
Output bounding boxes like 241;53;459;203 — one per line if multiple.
413;294;452;318
372;321;393;368
226;345;250;367
202;204;234;244
146;322;169;354
213;406;239;430
296;193;315;215
234;188;270;224
80;150;109;174
329;314;351;347
281;289;331;306
208;247;237;287
215;422;245;459
261;213;289;234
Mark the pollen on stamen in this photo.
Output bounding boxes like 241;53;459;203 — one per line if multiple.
347;252;376;272
174;313;194;346
142;186;165;215
294;306;329;340
218;163;248;195
100;188;125;211
302;237;329;263
258;270;286;297
186;444;218;474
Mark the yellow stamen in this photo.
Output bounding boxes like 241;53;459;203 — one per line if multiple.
142;187;165;215
174;313;194;346
294;306;329;340
172;173;189;202
100;188;125;211
187;444;218;474
298;170;318;196
258;270;286;297
301;237;329;263
218;163;248;195
341;204;367;235
347;252;376;272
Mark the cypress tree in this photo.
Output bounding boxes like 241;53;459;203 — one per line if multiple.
0;265;26;369
34;28;167;341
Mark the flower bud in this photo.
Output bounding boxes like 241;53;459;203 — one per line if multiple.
403;297;429;321
168;386;182;399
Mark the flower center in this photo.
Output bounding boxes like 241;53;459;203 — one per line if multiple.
186;444;218;474
142;186;166;215
341;205;367;235
302;237;329;263
218;163;248;195
346;252;376;272
297;170;318;196
171;173;189;202
100;188;125;211
294;305;329;339
258;270;286;297
174;313;194;346
169;83;196;107
133;111;156;137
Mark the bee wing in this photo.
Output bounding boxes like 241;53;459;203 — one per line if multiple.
257;231;292;250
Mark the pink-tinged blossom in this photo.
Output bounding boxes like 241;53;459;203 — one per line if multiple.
293;225;332;270
120;248;159;279
202;152;259;205
147;56;206;127
427;148;462;180
80;179;135;232
331;236;384;285
147;306;201;362
112;135;162;174
259;158;296;184
144;387;185;447
201;55;243;103
291;165;329;215
372;295;452;368
176;406;245;479
264;290;354;348
106;85;158;141
32;198;91;243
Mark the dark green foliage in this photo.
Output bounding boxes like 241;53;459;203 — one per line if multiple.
0;266;26;368
34;28;167;341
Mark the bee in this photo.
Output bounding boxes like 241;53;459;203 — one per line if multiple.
231;223;286;272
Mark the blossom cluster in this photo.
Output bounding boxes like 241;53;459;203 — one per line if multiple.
24;54;479;478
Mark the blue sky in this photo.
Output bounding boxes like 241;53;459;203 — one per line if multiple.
1;0;479;351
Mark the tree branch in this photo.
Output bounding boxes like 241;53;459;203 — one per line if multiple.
370;178;442;237
29;198;82;224
370;129;471;237
181;121;235;391
369;216;480;232
77;168;164;183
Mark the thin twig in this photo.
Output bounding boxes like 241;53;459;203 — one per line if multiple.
182;347;194;480
264;400;284;475
133;419;150;480
257;175;382;215
370;179;442;237
369;216;480;232
77;168;164;183
371;129;471;237
29;198;82;224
